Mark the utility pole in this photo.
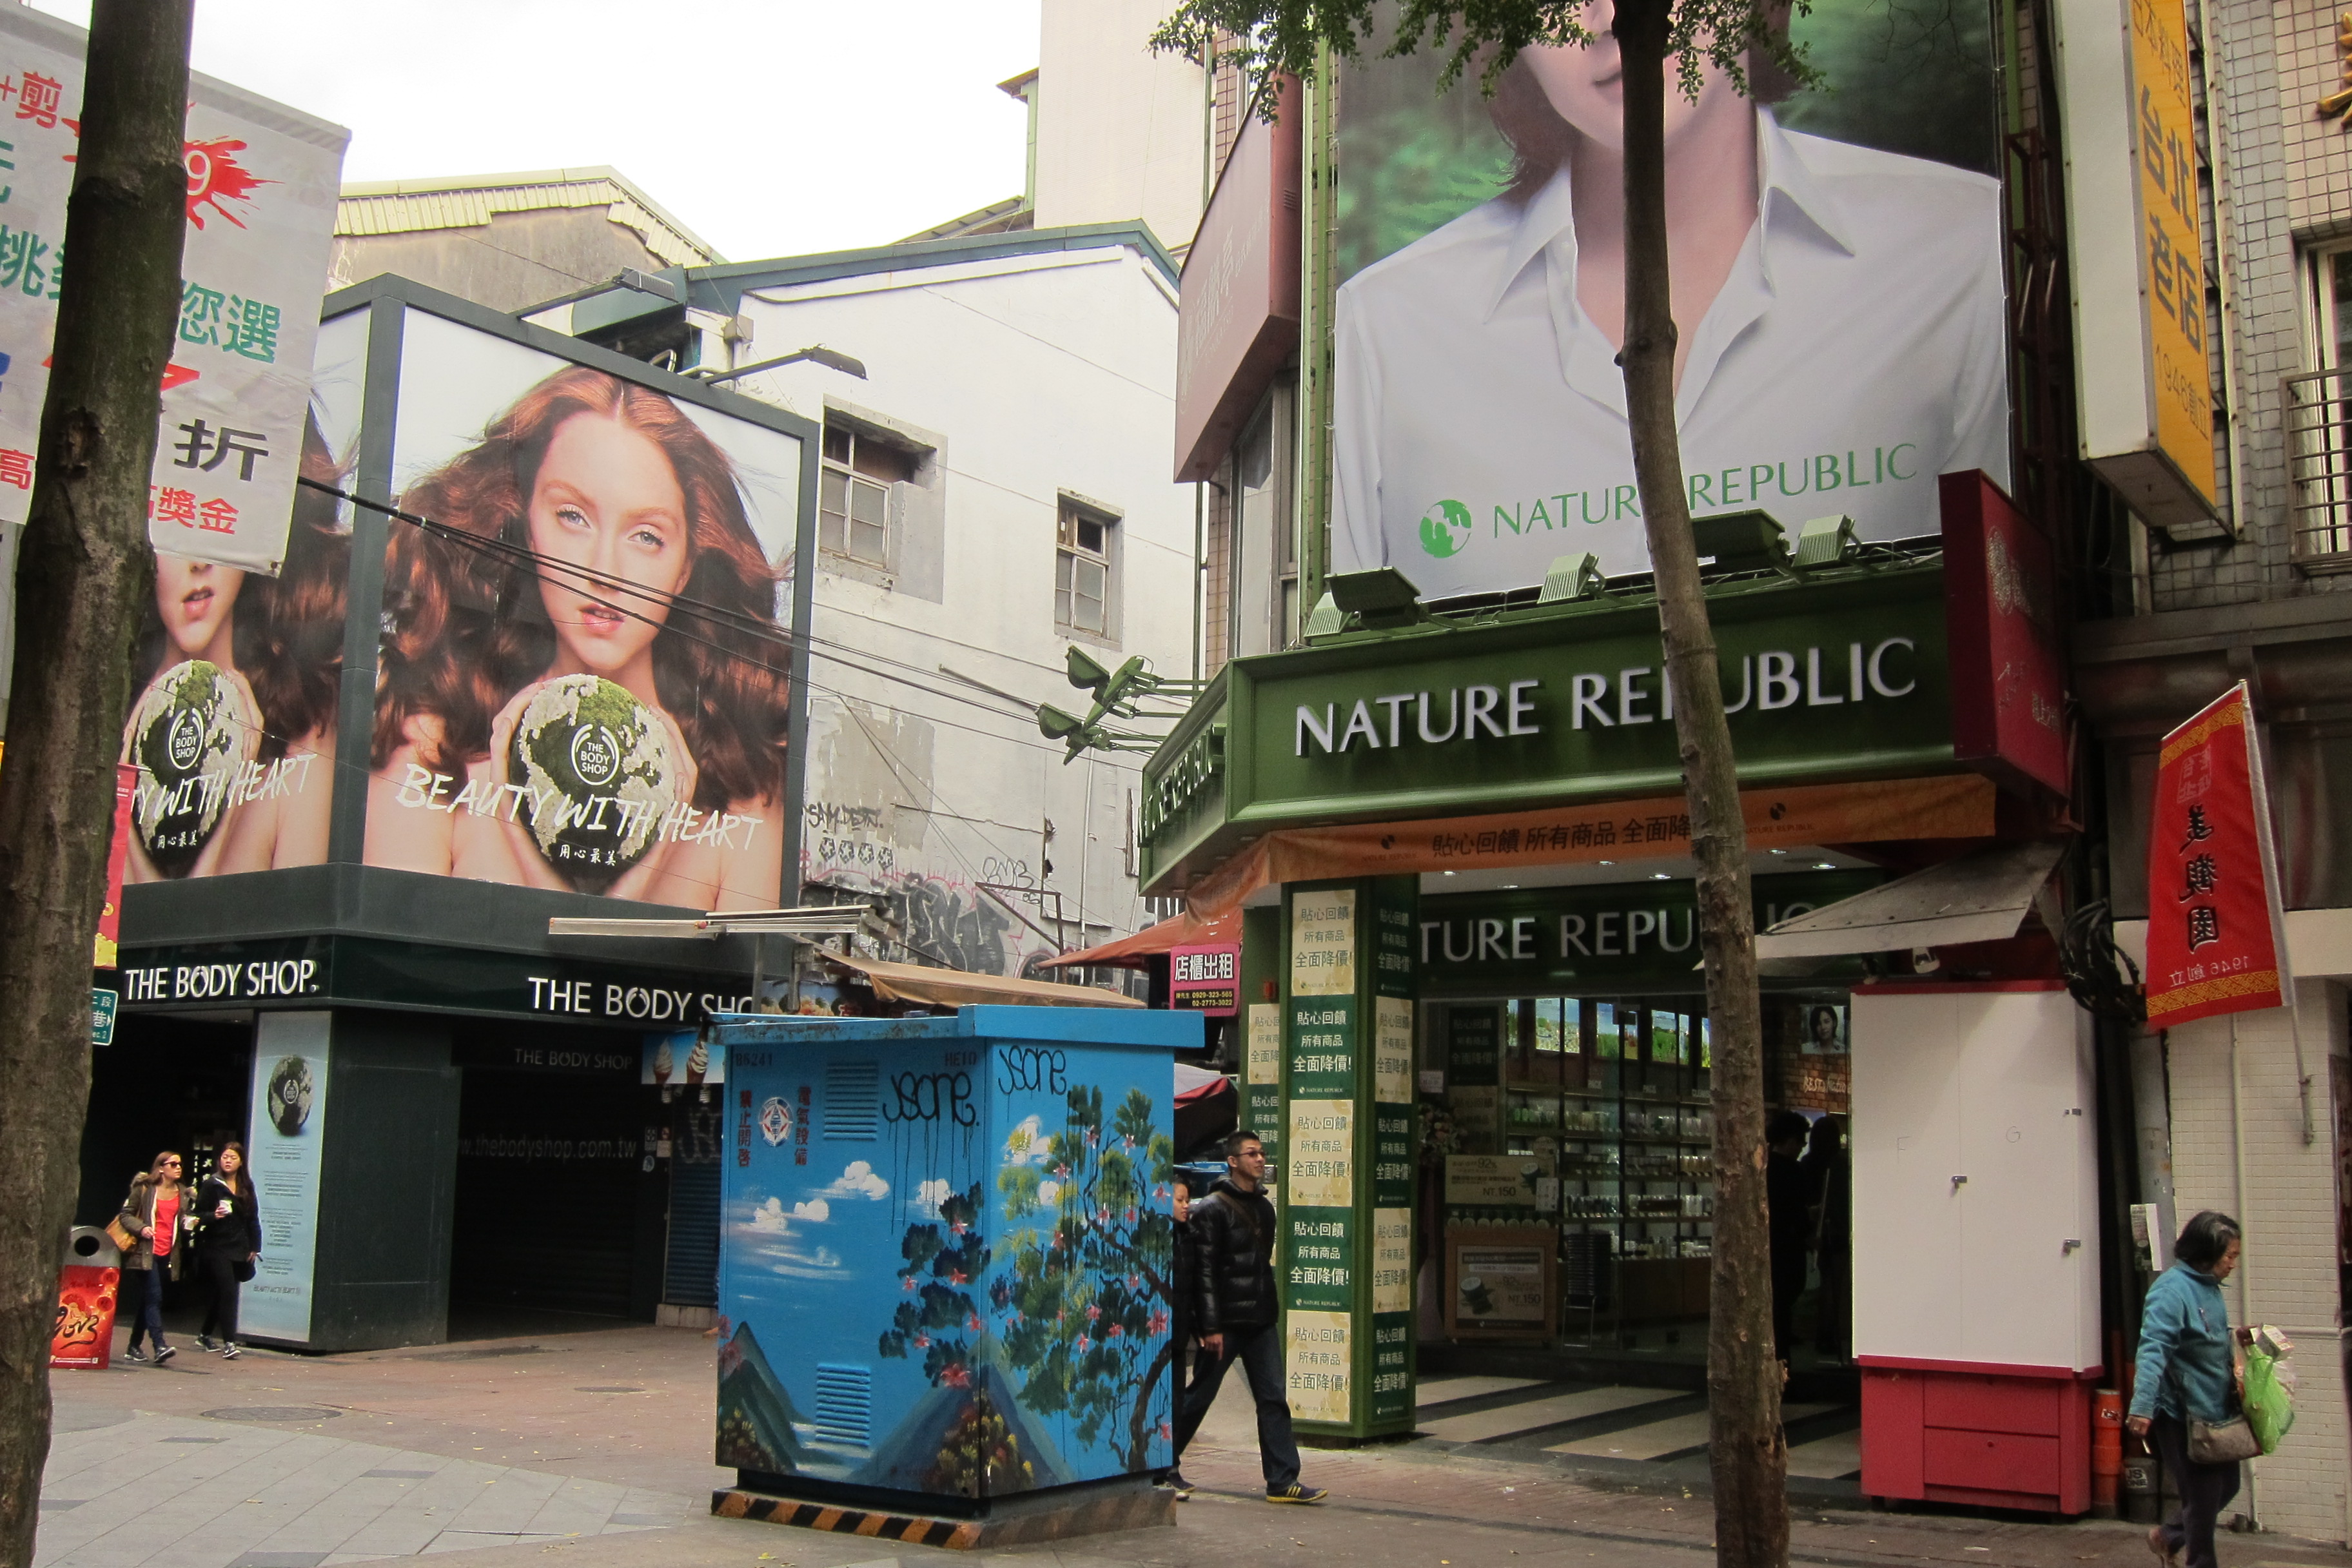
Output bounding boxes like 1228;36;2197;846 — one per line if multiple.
0;6;193;1565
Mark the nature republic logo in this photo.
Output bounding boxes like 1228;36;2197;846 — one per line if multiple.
1418;499;1472;559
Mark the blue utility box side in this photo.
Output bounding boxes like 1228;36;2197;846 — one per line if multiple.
714;1008;1197;1504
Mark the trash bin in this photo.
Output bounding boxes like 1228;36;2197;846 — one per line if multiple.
52;1226;122;1371
712;1004;1197;1540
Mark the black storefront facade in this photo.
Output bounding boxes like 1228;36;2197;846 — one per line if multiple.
83;277;818;1353
90;867;762;1351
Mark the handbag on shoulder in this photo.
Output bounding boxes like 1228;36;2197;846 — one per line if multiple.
2188;1337;2262;1464
2188;1415;2261;1464
104;1216;139;1255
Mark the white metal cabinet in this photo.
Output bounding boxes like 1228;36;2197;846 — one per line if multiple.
1852;983;2098;1371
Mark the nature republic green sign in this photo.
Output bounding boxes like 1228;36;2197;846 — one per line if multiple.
1227;565;1950;830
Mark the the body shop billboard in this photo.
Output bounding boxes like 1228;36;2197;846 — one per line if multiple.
1331;0;2007;596
121;314;365;883
367;310;808;912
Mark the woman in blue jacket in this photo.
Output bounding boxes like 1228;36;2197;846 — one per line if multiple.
2127;1211;2245;1568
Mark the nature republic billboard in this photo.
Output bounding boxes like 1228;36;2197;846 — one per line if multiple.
1331;0;2008;596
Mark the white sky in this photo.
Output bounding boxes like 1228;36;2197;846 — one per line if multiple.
27;0;1044;266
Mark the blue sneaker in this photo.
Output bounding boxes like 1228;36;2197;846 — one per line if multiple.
1266;1484;1327;1505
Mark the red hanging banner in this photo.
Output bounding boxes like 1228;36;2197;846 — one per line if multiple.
93;762;136;970
2144;682;2291;1026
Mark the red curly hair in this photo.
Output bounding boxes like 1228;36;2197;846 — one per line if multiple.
373;365;790;812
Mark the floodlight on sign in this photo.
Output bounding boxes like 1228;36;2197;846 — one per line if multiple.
1537;552;1608;603
1791;514;1861;572
1037;703;1088;741
1065;645;1113;696
1689;509;1790;573
1326;567;1425;629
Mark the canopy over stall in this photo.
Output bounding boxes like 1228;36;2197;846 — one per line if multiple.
819;952;1142;1010
1754;839;2066;959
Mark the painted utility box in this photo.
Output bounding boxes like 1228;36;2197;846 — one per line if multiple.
714;1006;1198;1514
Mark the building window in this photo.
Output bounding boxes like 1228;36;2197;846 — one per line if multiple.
2290;247;2352;566
1056;500;1113;636
819;422;917;568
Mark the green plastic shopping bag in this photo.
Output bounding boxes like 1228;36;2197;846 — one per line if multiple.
2244;1351;2295;1455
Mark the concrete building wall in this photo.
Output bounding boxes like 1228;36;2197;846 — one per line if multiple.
328;207;673;315
2164;977;2352;1542
716;241;1190;971
1032;0;1206;255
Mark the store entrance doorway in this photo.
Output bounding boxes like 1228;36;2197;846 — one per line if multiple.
448;1054;665;1331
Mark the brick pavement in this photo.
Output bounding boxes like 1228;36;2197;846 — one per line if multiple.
34;1320;2352;1568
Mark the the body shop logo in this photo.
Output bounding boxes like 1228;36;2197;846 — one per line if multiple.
1418;499;1472;558
569;725;620;787
165;708;206;770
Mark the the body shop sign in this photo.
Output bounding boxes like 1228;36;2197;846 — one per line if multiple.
1170;943;1240;1015
115;934;754;1023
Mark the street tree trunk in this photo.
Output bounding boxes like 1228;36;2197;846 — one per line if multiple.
1611;3;1788;1563
0;6;193;1565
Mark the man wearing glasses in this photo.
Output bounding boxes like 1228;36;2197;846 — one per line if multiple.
1171;1132;1328;1505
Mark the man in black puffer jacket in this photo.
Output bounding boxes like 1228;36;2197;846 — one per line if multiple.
1170;1132;1325;1504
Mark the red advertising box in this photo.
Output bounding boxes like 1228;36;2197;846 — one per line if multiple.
52;1264;120;1370
1170;943;1240;1016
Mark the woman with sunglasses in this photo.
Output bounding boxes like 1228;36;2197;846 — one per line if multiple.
117;1151;195;1364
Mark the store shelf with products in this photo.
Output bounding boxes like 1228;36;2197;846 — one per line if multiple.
1485;998;1718;1327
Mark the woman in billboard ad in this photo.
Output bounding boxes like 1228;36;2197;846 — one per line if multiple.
1331;0;2008;598
121;412;351;881
367;326;799;912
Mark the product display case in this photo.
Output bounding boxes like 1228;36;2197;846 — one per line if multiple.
1444;997;1716;1329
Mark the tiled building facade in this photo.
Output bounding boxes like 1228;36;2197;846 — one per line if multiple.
2088;0;2352;1541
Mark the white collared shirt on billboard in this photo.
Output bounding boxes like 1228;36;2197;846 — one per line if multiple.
1332;110;2009;598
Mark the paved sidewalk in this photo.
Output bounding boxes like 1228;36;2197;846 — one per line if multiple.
35;1322;2352;1568
37;1402;692;1568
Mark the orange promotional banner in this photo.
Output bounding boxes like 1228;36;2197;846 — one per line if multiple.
1185;774;1996;917
93;762;136;970
50;1262;119;1370
2144;682;2289;1026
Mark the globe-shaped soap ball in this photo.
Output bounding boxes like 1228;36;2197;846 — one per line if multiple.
509;674;678;894
126;660;253;876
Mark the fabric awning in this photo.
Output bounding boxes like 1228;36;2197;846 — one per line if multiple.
822;953;1144;1009
1177;1063;1231;1102
1037;908;1242;969
1754;839;2066;959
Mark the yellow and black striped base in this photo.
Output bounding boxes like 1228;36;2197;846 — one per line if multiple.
710;1484;1175;1550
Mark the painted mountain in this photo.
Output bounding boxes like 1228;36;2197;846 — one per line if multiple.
864;1362;1071;1498
716;1322;808;1473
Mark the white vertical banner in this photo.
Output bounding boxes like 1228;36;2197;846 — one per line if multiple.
0;6;347;575
244;1010;331;1343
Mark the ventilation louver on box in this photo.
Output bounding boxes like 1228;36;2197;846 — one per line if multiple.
813;1362;874;1447
823;1061;880;1140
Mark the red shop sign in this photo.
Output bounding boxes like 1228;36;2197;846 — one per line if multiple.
2144;681;2289;1026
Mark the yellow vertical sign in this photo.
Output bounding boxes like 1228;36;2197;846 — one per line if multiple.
2131;0;2213;504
